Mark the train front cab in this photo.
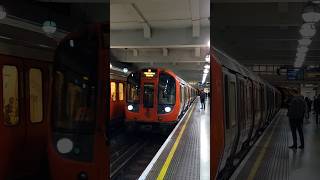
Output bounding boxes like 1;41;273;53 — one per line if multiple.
0;55;50;179
125;69;182;127
48;24;108;180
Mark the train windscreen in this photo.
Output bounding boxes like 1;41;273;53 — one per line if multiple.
158;72;176;105
53;30;98;132
127;72;140;103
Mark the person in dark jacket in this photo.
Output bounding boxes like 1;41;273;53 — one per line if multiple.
287;92;306;149
200;90;206;110
305;97;312;119
314;94;320;125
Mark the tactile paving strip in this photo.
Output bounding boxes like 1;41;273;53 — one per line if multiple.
144;99;207;180
235;110;289;180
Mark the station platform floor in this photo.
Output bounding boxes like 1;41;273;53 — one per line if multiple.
138;97;210;180
232;109;320;180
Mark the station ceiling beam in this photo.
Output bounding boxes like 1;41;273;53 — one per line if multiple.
111;48;207;63
110;26;209;48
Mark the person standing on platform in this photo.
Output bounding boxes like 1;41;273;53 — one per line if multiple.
314;94;320;125
305;97;312;120
200;90;206;110
287;91;306;149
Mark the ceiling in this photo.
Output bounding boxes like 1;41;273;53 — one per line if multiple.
110;0;210;84
212;1;319;67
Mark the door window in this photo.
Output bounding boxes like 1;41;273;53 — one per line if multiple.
143;84;154;108
3;65;19;125
111;82;116;101
119;83;124;101
29;68;43;123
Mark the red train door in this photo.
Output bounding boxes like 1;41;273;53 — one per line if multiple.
0;55;24;179
48;24;108;180
20;60;50;176
141;81;157;121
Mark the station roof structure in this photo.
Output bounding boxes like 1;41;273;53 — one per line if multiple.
110;0;210;84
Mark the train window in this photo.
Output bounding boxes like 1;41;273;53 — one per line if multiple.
228;81;236;127
127;72;140;103
3;65;19;126
119;83;124;101
158;72;176;105
111;82;116;101
143;84;154;108
29;68;43;123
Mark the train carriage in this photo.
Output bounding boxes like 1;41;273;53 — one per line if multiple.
211;47;282;179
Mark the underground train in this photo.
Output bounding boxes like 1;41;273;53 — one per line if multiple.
125;68;197;129
0;50;51;179
48;24;109;180
210;47;282;179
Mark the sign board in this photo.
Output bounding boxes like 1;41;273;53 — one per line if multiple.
287;68;304;80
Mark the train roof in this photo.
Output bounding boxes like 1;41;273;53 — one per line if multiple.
213;47;267;85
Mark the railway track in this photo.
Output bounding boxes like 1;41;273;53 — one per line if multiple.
110;131;168;180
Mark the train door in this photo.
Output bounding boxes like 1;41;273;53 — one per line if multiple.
235;75;246;156
260;84;266;129
0;56;24;179
19;60;50;176
142;80;157;121
252;82;261;138
244;79;254;145
219;69;238;169
48;24;108;180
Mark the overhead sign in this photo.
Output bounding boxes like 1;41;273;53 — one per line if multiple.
287;68;304;80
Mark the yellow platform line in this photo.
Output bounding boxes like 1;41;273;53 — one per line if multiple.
247;118;279;180
157;104;196;180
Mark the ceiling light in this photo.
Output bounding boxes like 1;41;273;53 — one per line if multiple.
302;2;320;23
0;5;6;19
110;64;112;68
205;55;210;62
296;53;306;58
42;20;57;34
123;68;128;73
297;46;309;53
294;61;303;68
298;38;312;46
204;64;210;69
295;56;305;62
300;23;316;37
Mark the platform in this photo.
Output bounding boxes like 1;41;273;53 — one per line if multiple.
232;109;320;180
138;97;210;180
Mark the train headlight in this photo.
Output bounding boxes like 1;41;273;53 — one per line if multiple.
57;138;74;154
164;106;172;113
128;105;134;111
78;171;88;180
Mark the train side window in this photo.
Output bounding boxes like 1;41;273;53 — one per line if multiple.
29;68;43;123
111;82;116;101
119;83;124;101
3;65;19;126
229;81;236;127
